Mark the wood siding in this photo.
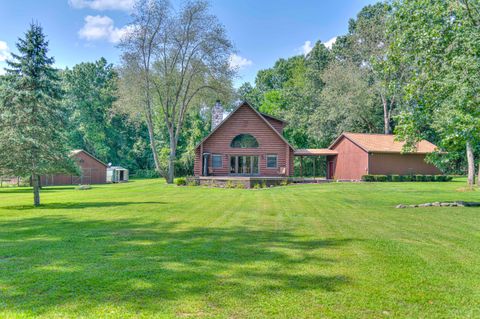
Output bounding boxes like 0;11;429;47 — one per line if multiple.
329;136;369;180
368;153;441;175
40;151;107;185
194;104;293;177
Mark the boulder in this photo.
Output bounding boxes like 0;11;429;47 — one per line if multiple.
396;204;406;209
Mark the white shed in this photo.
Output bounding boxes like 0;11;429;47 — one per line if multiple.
107;166;129;183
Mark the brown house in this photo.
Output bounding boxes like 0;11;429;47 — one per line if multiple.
326;133;441;180
40;150;107;186
194;102;294;177
194;102;441;181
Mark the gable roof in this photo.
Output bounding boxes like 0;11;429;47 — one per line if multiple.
70;149;108;167
195;101;294;150
329;132;438;154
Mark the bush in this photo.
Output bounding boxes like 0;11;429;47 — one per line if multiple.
374;175;388;182
253;182;262;189
402;175;413;182
424;175;434;182
362;175;375;182
186;176;198;186
235;183;245;189
225;180;235;188
280;179;289;186
445;175;453;181
414;175;425;182
391;175;402;182
434;175;444;182
175;177;187;186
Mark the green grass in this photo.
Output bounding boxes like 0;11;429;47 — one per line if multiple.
1;179;480;318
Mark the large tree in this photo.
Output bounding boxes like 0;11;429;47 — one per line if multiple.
119;0;234;183
387;0;480;187
0;24;74;206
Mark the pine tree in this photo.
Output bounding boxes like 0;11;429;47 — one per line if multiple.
0;23;75;206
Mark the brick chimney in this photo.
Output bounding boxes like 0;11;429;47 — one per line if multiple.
211;100;224;130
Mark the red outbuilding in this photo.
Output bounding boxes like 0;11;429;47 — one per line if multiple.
40;150;107;186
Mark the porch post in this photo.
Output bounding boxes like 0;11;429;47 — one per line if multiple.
313;156;316;180
300;156;303;177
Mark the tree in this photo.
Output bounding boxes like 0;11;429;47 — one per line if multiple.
120;0;234;183
387;0;480;187
63;58;117;160
0;24;74;206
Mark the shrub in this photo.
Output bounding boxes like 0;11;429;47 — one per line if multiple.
253;182;262;189
445;175;453;181
280;179;289;186
391;175;402;182
175;177;187;186
434;175;445;182
236;183;245;189
386;175;393;182
424;175;434;182
402;175;413;182
186;176;199;186
374;175;388;182
414;175;425;182
362;175;375;182
261;180;267;188
225;180;235;188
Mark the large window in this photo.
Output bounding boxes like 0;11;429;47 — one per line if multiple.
212;154;222;168
230;134;259;148
266;154;278;168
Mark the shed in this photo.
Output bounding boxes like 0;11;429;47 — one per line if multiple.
107;166;129;183
40;150;107;186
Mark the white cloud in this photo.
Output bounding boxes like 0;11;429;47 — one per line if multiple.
69;0;134;11
0;41;10;62
324;37;337;49
78;15;132;43
300;40;313;56
229;54;253;70
0;67;5;75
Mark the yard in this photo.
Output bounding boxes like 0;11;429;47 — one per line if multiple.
0;179;479;318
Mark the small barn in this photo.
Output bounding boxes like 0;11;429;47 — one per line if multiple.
326;133;441;180
40;150;107;186
107;166;129;183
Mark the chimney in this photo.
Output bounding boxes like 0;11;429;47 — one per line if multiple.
211;100;224;130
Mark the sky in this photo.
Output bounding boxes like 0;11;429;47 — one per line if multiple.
0;0;376;86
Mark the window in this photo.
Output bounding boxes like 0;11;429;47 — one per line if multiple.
212;154;222;168
230;134;259;148
266;154;277;168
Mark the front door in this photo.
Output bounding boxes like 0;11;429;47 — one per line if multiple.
230;155;259;175
202;153;210;176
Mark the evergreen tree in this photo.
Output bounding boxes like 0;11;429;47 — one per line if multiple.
0;23;74;206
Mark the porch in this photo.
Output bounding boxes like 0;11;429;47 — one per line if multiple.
197;176;331;188
293;149;338;179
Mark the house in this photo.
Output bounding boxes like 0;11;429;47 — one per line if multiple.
325;133;441;180
107;166;129;183
40;150;107;186
194;101;441;182
194;101;295;178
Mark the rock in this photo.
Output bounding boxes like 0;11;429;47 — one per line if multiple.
424;203;432;207
396;204;406;209
440;203;450;207
418;203;428;207
455;201;466;207
408;205;418;208
432;202;441;207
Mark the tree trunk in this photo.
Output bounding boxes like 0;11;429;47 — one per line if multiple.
32;174;40;206
477;162;480;187
466;141;475;187
167;148;176;184
382;97;391;134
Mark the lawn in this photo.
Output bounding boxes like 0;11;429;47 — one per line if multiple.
0;179;480;318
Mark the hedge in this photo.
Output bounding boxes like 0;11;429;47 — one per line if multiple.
361;174;452;182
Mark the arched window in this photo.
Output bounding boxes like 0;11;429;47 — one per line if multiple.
230;134;259;148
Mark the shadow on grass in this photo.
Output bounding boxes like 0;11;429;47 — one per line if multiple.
0;216;353;315
3;201;167;210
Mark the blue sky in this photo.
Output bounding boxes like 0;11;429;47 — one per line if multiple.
0;0;376;86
